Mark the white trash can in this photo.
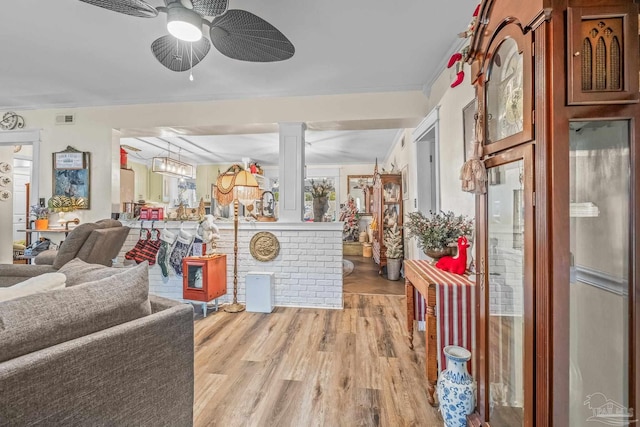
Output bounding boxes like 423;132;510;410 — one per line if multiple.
245;272;275;313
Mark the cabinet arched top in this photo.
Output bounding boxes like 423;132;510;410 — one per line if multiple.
477;23;534;155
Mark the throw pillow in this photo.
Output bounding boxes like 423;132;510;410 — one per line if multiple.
0;273;66;303
52;222;100;269
57;258;122;287
0;262;151;363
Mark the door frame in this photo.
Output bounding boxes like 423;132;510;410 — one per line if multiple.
0;129;41;207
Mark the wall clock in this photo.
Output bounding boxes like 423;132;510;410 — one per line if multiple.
486;38;524;143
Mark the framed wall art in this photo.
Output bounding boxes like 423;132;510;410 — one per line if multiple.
52;146;90;209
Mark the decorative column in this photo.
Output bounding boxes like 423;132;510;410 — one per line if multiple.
278;122;306;222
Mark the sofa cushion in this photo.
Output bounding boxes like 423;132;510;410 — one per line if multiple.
0;262;151;363
0;273;66;302
75;226;130;266
57;258;121;287
52;222;100;269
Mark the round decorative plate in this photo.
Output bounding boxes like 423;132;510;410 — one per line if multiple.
250;232;280;262
0;175;11;187
0;189;11;201
0;162;12;173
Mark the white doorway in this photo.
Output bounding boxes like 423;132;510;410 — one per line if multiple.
12;154;32;242
412;108;441;260
0;130;41;263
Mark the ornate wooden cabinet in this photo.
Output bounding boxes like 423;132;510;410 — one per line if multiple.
466;1;639;426
371;172;403;273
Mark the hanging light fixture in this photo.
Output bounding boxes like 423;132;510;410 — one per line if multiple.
152;144;196;180
166;6;202;42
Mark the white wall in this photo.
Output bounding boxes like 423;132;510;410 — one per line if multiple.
18;91;427;222
381;63;476;259
117;221;344;309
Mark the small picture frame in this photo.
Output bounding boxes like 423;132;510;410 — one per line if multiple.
401;165;409;200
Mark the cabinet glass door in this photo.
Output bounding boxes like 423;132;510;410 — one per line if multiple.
569;120;632;425
482;144;534;426
186;264;204;289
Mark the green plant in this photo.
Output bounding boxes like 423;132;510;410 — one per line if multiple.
384;224;404;259
30;205;50;219
405;210;473;251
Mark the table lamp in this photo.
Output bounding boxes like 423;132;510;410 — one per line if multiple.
214;165;261;313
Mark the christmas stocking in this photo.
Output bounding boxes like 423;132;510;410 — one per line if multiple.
157;228;177;278
169;230;195;276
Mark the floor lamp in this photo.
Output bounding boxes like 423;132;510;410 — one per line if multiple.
214;165;261;313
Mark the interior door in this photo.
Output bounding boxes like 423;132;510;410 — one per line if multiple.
478;143;535;427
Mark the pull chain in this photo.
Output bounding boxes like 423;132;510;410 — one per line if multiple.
189;43;194;82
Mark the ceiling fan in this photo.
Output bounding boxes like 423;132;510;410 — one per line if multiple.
79;0;295;73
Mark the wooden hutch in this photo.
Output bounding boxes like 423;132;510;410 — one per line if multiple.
371;169;403;274
466;0;639;425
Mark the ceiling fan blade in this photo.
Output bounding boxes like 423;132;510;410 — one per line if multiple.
191;0;228;17
78;0;158;18
151;35;211;72
209;10;295;62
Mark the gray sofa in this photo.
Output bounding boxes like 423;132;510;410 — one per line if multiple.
0;261;194;426
1;219;130;287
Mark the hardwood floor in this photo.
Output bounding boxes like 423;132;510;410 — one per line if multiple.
343;255;404;295
193;294;442;426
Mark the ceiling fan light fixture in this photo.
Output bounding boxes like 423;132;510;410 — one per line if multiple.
167;7;203;42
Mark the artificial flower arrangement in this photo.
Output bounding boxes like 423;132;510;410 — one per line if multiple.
404;210;474;252
310;178;334;198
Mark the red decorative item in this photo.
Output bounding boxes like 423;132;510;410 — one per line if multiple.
451;69;465;88
249;163;258;174
435;236;470;275
120;147;128;169
447;52;463;68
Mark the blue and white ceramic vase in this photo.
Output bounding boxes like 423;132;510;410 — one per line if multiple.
437;345;475;427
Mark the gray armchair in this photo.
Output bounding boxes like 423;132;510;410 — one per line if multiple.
0;219;130;287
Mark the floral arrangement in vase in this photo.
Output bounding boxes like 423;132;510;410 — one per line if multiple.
404;210;473;258
310;178;334;198
384;224;404;280
30;205;50;219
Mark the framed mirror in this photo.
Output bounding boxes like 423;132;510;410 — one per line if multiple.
346;175;374;214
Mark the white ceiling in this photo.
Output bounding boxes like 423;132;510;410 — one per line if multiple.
121;128;401;166
0;0;478;109
1;0;478;165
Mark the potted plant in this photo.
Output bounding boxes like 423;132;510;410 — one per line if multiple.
405;210;474;259
310;179;334;222
30;205;50;230
384;224;403;280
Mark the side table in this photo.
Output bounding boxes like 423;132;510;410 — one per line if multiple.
182;255;227;317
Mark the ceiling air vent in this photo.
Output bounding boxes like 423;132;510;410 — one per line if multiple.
55;114;75;125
